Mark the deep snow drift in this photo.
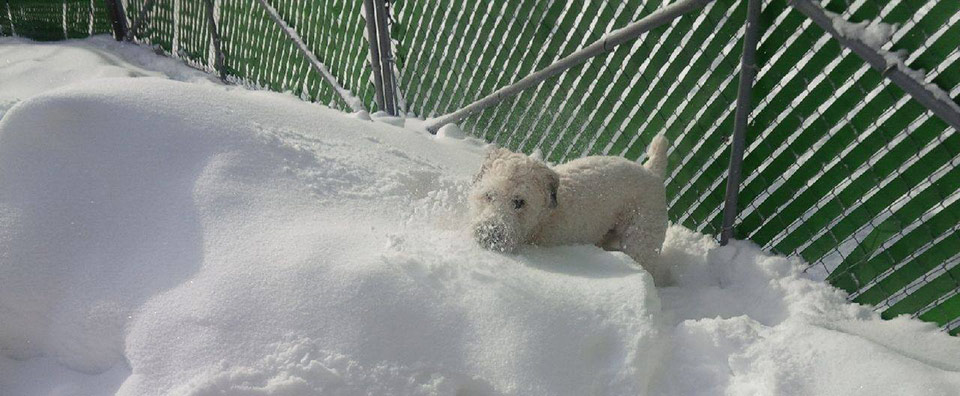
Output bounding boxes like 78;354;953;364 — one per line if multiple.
1;37;959;396
0;37;215;119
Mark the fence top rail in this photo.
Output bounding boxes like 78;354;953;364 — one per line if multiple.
424;0;716;134
789;0;960;132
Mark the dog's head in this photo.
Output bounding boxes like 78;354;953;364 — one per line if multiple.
469;147;560;252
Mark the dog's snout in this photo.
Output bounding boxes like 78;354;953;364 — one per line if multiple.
474;222;509;251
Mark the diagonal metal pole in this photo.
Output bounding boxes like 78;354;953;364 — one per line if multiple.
424;0;714;133
125;0;156;41
256;0;365;113
790;0;960;132
720;0;762;246
363;0;387;112
203;0;227;82
3;0;15;37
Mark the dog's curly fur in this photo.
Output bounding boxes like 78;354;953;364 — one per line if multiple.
470;135;671;285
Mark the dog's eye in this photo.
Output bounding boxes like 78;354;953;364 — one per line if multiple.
513;198;525;209
484;192;495;201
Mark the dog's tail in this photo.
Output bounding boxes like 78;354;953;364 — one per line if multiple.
643;134;670;178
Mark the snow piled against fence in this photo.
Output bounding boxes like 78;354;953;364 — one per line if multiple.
0;36;215;119
1;37;960;396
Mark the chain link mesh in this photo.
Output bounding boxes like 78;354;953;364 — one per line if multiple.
392;0;960;333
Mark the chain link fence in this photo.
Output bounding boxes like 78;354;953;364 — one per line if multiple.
5;0;377;111
2;0;113;39
2;0;958;334
738;0;960;333
392;0;960;335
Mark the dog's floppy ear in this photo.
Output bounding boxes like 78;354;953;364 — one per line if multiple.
474;147;511;183
546;170;559;208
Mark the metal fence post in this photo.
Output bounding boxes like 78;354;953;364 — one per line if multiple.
103;0;128;41
373;0;397;116
363;0;387;112
364;0;397;116
203;0;227;82
2;0;13;37
1;0;11;36
719;0;762;245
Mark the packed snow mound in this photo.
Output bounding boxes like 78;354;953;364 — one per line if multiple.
0;37;214;119
0;78;661;395
655;229;960;395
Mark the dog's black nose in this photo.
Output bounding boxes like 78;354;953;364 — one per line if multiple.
474;222;507;251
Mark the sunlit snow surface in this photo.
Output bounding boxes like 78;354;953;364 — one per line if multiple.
1;36;959;396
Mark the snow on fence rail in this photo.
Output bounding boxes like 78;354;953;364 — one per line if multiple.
2;0;959;335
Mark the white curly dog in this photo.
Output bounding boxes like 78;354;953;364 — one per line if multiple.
470;135;671;285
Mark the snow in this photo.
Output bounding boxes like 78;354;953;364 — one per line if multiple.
829;14;895;51
656;230;960;395
371;110;406;127
1;36;960;396
0;36;215;119
435;123;467;139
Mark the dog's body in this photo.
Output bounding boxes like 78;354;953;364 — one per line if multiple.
470;135;671;285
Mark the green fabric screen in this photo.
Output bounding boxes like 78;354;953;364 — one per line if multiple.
391;0;960;333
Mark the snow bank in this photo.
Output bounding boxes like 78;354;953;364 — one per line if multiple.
1;37;959;396
0;78;661;395
0;36;214;119
654;228;960;395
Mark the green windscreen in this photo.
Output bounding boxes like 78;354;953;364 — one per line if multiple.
2;0;375;112
391;0;960;333
3;0;112;40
